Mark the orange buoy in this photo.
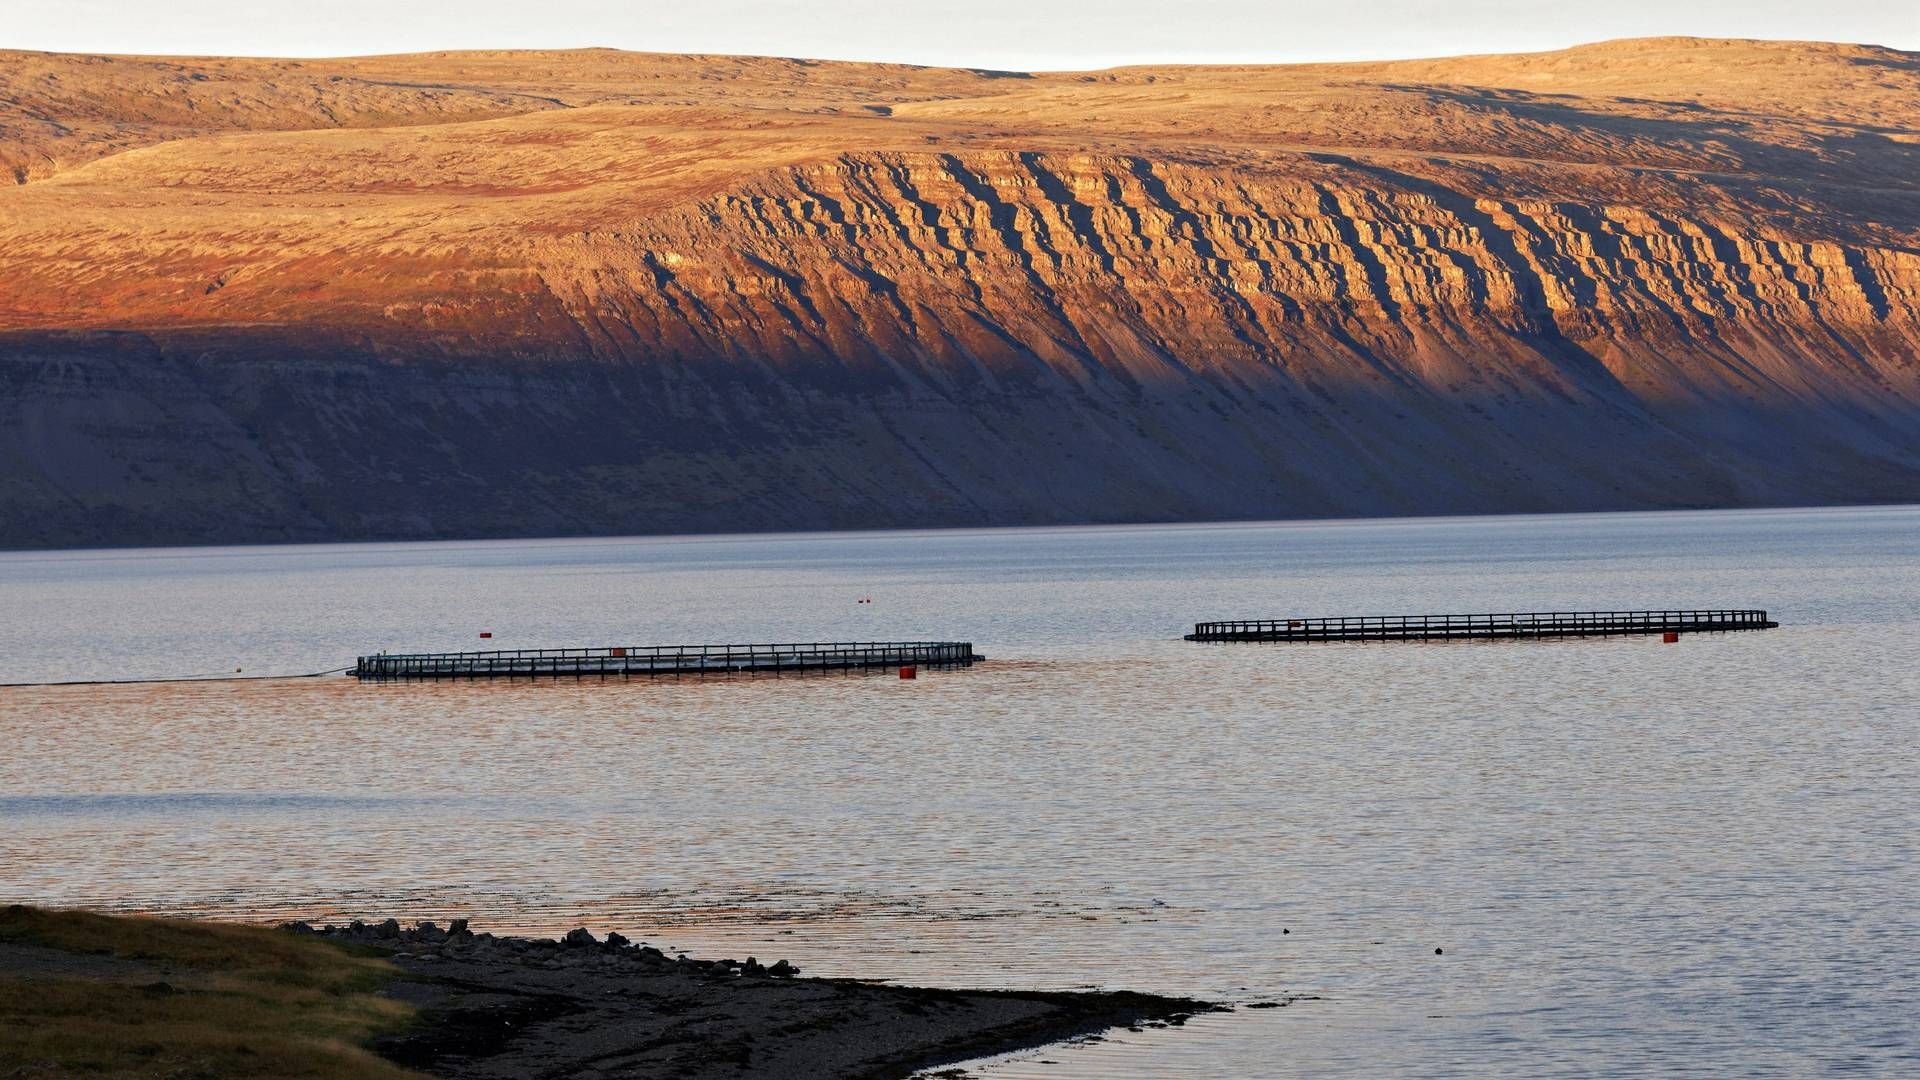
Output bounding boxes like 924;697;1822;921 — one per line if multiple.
1662;632;1679;643
899;665;917;679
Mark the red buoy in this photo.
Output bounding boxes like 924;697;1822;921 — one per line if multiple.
479;632;493;639
1663;632;1679;644
899;666;917;679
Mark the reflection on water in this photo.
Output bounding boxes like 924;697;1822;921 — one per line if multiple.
2;507;1917;1076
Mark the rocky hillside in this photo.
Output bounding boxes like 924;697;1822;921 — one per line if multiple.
2;39;1917;548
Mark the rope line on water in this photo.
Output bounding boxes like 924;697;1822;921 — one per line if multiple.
0;665;354;689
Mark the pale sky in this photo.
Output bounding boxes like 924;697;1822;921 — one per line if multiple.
4;0;1915;69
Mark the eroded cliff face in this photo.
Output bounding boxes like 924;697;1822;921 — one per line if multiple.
1;41;1916;548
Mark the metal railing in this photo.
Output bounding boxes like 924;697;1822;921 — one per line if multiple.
353;641;980;680
1187;609;1776;642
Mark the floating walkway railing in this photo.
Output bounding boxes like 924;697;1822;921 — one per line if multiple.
1186;609;1777;643
352;641;980;681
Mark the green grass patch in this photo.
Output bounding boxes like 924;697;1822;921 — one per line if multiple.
1;905;424;1078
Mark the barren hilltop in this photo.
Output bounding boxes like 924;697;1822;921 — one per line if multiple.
2;39;1917;547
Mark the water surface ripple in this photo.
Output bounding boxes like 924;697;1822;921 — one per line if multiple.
2;507;1916;1076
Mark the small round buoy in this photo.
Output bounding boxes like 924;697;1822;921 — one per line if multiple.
1282;928;1290;935
1435;948;1443;955
235;668;242;673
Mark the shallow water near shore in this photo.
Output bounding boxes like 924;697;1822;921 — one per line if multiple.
3;506;1918;1076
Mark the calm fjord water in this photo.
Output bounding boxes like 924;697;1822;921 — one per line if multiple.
2;507;1916;1076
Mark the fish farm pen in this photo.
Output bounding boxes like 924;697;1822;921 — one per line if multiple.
1185;610;1778;643
352;641;980;681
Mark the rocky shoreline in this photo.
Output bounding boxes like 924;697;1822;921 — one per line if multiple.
286;919;1219;1079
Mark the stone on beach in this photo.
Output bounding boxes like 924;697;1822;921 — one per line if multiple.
292;916;1215;1078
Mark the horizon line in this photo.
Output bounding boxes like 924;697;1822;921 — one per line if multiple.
3;32;1912;74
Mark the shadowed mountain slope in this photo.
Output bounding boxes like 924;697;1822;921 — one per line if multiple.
2;39;1917;548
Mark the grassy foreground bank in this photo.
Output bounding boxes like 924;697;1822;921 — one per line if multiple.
0;906;420;1078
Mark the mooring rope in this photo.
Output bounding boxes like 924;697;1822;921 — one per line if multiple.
0;665;354;689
